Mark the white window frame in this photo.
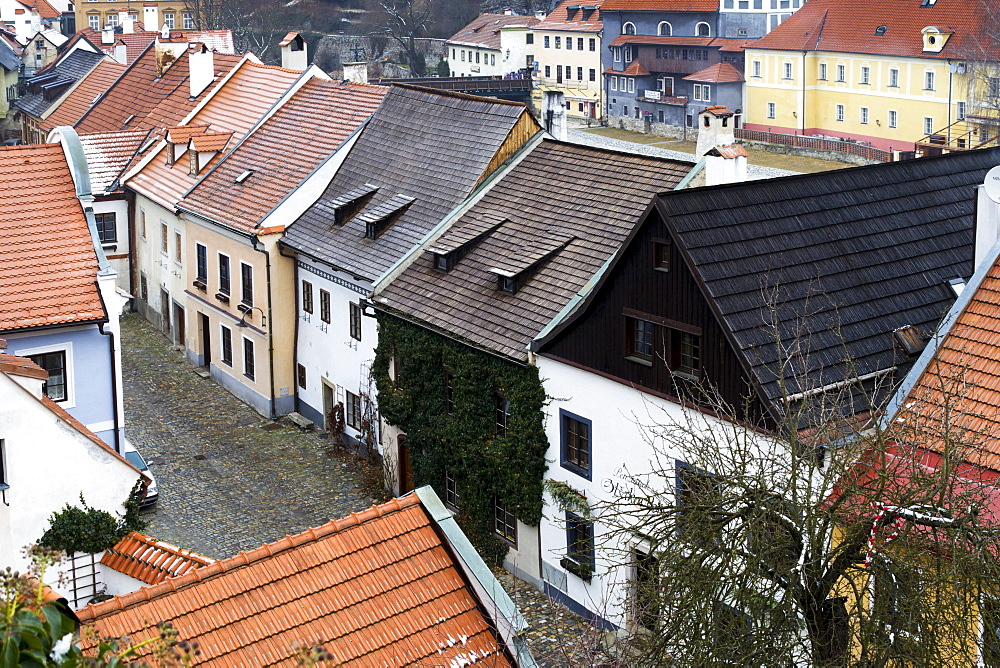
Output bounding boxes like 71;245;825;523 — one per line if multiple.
860;107;869;124
889;67;899;87
924;116;934;135
836;104;845;121
767;101;776;119
783;62;792;80
613;46;621;63
12;341;75;408
219;324;233;367
925;70;935;91
88;14;99;29
622;22;636;35
163;12;174;29
957;101;967;120
658;21;672;36
695;21;711;37
610;76;617;91
888;109;898;128
628;78;635;93
752;60;761;77
836;63;846;82
861;65;870;84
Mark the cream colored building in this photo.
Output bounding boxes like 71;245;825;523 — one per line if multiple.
531;0;604;119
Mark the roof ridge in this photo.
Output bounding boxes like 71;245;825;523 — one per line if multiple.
389;82;527;107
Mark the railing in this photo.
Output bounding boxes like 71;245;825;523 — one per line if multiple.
735;128;893;162
370;74;532;94
913;116;1000;156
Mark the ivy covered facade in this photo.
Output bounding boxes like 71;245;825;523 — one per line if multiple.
372;313;548;564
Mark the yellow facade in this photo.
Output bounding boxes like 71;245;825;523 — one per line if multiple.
745;47;978;152
532;29;603;120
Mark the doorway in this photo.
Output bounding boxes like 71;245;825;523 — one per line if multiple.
322;381;335;431
173;303;185;347
199;313;211;366
159;289;170;335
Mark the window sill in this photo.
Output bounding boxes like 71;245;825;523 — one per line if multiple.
625;355;653;367
244;373;255;381
495;533;517;549
101;243;118;250
672;370;701;383
560;557;593;582
221;360;232;367
561;460;592;481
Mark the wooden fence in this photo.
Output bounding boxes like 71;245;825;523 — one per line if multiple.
735;128;894;162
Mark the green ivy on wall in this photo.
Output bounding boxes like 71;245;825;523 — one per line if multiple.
373;313;548;564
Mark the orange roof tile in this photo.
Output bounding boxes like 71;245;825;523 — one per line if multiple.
126;59;304;211
78;495;515;667
533;0;604;32
447;13;540;50
708;143;749;159
77;128;153;194
683;62;744;83
31;0;60;19
41;60;127;133
604;59;650;76
752;0;995;59
178;79;387;234
165;123;209;143
78;28;235;64
189;131;232;152
0;354;47;380
601;0;715;11
0;144;106;332
102;532;214;585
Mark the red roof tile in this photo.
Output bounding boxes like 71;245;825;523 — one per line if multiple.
0;144;105;331
683;62;744;83
41;60;127;133
533;0;604;32
31;0;60;19
447;13;540;50
604;59;650;76
753;0;994;59
0;354;47;380
77;129;153;194
601;0;715;11
178;79;387;234
78;28;235;64
708;143;749;158
78;495;515;667
189;131;232;152
102;532;214;585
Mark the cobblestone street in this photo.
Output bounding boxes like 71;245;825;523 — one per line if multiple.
120;313;596;666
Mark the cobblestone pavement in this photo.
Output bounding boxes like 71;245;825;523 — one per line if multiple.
121;313;596;666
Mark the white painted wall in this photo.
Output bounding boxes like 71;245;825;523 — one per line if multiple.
133;194;188;342
448;26;534;77
94;198;131;293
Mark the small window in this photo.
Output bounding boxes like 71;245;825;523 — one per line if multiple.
243;337;255;380
497;274;517;295
297;363;306;389
783;62;792;79
345;390;361;429
140;274;148;303
836;103;845;121
320;289;331;324
494;393;510;437
28;351;67;402
544;35;550;48
494;498;517;546
752;60;761;77
175;232;182;263
89;15;99;29
525;33;533;45
163;12;174;28
623;22;636;35
924;70;935;91
444;470;461;509
443;369;454;414
889;109;898;128
218;254;231;295
658;21;671;36
140;209;147;239
220;325;232;366
818;63;827;80
555;36;561;48
565;512;595;574
767;102;776;119
302;280;313;314
577;66;583;80
626;316;655;363
889;68;899;87
957;101;966;120
589;68;596;82
860;107;869;124
653;239;670;271
696;22;711;37
676;461;719;538
196;244;207;283
836;64;845;82
566;37;572;50
861;65;870;84
349;302;362;341
589;38;596;51
560;410;591;478
577;38;583;50
0;439;7;490
95;212;117;244
183;12;193;28
160;223;168;254
924;116;934;135
634;548;660;630
240;263;253;306
873;560;923;657
673;330;701;378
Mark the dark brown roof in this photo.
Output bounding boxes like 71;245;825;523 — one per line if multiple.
282;85;536;281
447;13;540;50
372;139;694;361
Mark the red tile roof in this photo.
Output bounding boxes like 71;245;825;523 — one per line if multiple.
708;143;749;158
533;0;604;32
605;60;650;76
0;144;105;332
684;62;744;83
31;0;60;19
189;131;232;152
601;0;715;11
0;354;48;380
41;60;127;133
178;79;387;234
78;494;515;667
752;0;994;59
447;13;540;50
77;129;153;193
78;29;236;64
102;532;214;585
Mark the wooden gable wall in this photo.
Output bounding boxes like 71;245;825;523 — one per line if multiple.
478;111;541;186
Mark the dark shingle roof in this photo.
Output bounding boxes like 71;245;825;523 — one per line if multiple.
15;50;105;118
658;148;1000;410
373;139;694;361
0;37;19;72
282;85;534;281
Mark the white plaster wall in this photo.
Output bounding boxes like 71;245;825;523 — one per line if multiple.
133;194;188;340
448;44;503;77
99;565;147;598
93;198;131;293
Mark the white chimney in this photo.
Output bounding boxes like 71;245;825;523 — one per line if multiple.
118;8;127;28
542;90;568;141
113;41;127;63
143;3;158;33
280;32;308;70
189;43;214;98
976;169;1000;270
342;61;368;84
122;13;135;33
101;26;114;44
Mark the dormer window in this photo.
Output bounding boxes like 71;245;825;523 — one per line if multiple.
921;26;952;53
434;252;455;272
326;183;378;227
497;274;517;295
359;194;415;240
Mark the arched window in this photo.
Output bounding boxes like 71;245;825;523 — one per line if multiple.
658;21;672;36
623;22;636;35
696;22;711;37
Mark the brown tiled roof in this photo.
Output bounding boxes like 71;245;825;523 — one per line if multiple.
601;0;715;11
0;354;47;380
31;0;60;19
189;131;232;152
605;60;650;76
101;532;214;585
447;13;540;50
77;129;153;194
752;0;994;59
0;144;105;332
179;79;387;234
78;495;515;667
373;139;694;361
683;62;744;83
79;28;236;64
533;0;604;32
41;60;127;133
126;60;303;211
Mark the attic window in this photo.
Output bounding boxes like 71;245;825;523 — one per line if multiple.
497;274;517;295
235;169;255;184
875;25;888;36
327;183;379;227
123;113;136;127
434;252;455;272
359;194;415;240
893;325;925;356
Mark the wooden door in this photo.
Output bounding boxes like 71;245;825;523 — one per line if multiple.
173;303;185;346
199;313;211;366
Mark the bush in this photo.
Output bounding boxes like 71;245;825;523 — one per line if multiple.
39;482;146;555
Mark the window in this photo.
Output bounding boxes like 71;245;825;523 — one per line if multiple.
889;109;898;128
28;351;67;401
695;84;710;100
624;105;629;117
106;13;117;26
924;71;935;90
889;68;899;87
623;22;635;35
140;209;146;239
610;76;617;91
302;280;313;314
349;302;361;341
443;369;454;413
628;78;635;93
658;21;671;36
545;65;550;78
494;498;517;545
577;38;583;50
860;106;869;124
861;65;870;84
555;36;561;48
565;512;595;576
163;12;174;28
783;62;792;79
990;76;1000;100
818;63;827;80
661;76;673;95
490;54;494;66
696;22;710;37
240;263;253;306
475;51;480;63
196;244;207;283
560;410;591;478
182;12;192;28
345;390;361;429
494;393;510;437
140;274;148;303
836;63;845;82
836;103;845;121
444;470;461;509
577;66;583;80
633;548;660;630
589;68;595;82
589;38;595;51
674;330;700;378
983;599;1000;667
613;46;621;63
767;102;776;119
544;35;550;48
752;60;761;77
297;363;306;389
714;601;751;662
924;116;934;135
566;37;572;50
160;223;168;254
958;101;966;120
461;50;466;61
89;14;99;29
218;254;230;295
94;212;117;244
526;33;533;45
320;289;331;324
242;337;255;380
174;232;182;263
746;497;799;575
624;46;633;61
676;461;719;538
626;316;655;363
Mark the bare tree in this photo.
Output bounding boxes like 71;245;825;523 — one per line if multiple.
373;0;431;76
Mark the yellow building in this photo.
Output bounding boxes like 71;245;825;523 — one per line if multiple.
531;0;604;120
77;2;187;33
744;0;997;154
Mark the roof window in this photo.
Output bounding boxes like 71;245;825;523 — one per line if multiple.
874;25;888;36
486;226;575;296
325;183;379;227
425;219;507;273
893;325;925;356
360;194;415;239
235;169;255;185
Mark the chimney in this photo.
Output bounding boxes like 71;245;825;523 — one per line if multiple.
118;8;127;28
279;31;308;70
542;90;568;141
122;11;135;33
101;26;114;44
976;167;1000;270
342;61;368;84
143;3;158;33
113;40;127;63
189;43;214;98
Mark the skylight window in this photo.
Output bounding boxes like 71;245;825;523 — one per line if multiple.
235;169;255;184
875;25;888;36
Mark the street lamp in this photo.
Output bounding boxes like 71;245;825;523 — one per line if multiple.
235;305;266;328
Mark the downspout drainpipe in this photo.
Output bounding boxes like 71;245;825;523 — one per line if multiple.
948;60;954;144
801;51;807;134
252;237;277;420
278;243;301;415
95;284;121;454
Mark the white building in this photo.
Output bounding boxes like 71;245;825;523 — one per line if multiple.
446;12;540;78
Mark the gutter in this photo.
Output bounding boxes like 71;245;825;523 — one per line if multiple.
94;282;121;454
251;236;277;420
278;243;301;415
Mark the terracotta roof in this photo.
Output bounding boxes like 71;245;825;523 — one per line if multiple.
77;128;153;194
189;131;232;152
78;29;235;64
684;62;744;83
31;0;60;19
533;0;604;32
447;13;540;50
102;532;214;585
78;494;516;667
126;59;304;211
0;144;105;332
278;31;299;47
609;34;715;47
707;143;749;159
752;0;995;59
601;0;715;11
0;354;48;380
41;60;127;132
166;123;209;143
605;60;650;76
179;79;387;234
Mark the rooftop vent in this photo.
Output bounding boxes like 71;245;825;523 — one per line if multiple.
235;169;255;185
875;25;888;36
893;325;925;356
919;0;937;6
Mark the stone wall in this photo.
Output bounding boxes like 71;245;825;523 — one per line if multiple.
312;34;447;77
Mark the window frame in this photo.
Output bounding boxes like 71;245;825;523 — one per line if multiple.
345;390;361;429
560;409;592;479
889;67;899;88
860;65;870;84
494;392;510;437
676;460;719;539
564;511;595;576
218;253;231;296
297;363;306;389
889;109;898;128
302;280;313;314
924;70;935;91
444;470;461;510
836;103;845;122
240;262;253;306
349;301;362;341
24;347;70;404
625;315;655;365
836;63;845;82
818;62;827;80
94;212;117;244
494;497;518;546
782;62;792;80
195;243;207;283
242;336;255;380
320;289;331;324
220;325;233;366
860;106;869;125
767;101;776;119
174;231;182;264
160;222;168;254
